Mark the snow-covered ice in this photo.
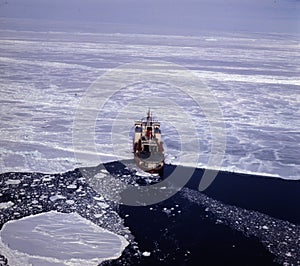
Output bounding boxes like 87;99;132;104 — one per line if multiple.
0;211;129;266
0;26;299;180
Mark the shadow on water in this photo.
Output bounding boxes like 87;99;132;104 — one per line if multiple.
98;159;300;224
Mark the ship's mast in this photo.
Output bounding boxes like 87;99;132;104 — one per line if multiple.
147;107;151;126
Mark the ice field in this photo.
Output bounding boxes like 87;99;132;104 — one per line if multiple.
0;25;299;179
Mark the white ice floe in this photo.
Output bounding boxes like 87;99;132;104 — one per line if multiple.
49;194;66;202
0;201;14;209
67;184;77;189
0;211;128;266
66;199;75;205
5;179;21;185
93;196;104;201
97;202;110;209
94;213;103;218
142;251;151;257
42;175;54;182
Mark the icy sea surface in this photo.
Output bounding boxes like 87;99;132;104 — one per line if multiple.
0;27;299;179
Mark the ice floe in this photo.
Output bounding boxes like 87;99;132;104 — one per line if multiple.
0;211;129;266
0;202;14;210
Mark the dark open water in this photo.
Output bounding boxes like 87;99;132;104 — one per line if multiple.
107;162;300;266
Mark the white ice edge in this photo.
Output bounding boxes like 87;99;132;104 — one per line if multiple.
0;150;298;180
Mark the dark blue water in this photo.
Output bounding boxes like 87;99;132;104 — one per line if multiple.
106;162;300;265
117;194;276;265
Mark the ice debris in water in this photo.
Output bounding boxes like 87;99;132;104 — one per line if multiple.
0;169;138;265
181;188;300;265
142;251;151;257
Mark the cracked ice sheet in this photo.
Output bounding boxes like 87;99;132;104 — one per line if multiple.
0;28;299;179
0;211;128;266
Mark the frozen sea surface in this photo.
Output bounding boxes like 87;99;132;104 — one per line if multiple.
0;24;299;179
0;211;128;266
